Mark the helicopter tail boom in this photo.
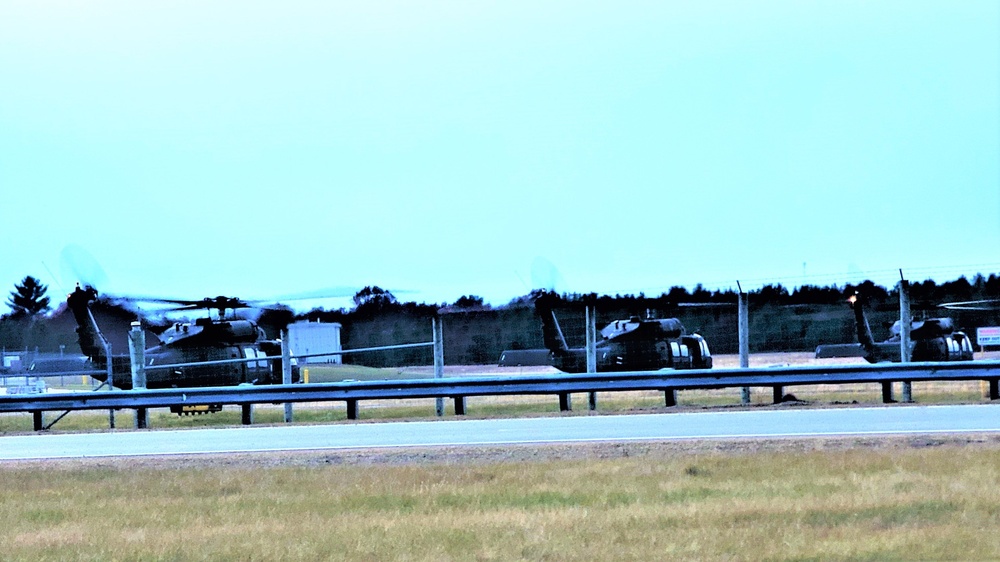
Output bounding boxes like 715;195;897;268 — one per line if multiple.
66;285;110;365
849;294;881;364
537;306;571;355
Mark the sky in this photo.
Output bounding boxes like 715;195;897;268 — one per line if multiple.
1;1;998;312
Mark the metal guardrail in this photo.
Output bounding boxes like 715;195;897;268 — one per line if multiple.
2;337;440;430
2;360;1000;430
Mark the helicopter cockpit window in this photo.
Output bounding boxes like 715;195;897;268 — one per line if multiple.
946;337;960;356
243;347;267;369
960;336;973;354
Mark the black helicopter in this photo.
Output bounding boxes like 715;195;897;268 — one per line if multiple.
499;296;712;372
815;294;974;363
67;285;299;396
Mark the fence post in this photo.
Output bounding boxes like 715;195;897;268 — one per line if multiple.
899;277;913;402
586;304;598;410
106;343;115;429
282;330;293;422
739;287;752;405
434;317;445;417
128;322;149;429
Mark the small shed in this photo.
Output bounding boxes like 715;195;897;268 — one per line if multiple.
287;321;343;364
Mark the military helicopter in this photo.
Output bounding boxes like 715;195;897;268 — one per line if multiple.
815;293;974;363
67;285;299;410
499;296;713;372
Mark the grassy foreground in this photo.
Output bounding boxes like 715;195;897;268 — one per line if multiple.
3;443;1000;560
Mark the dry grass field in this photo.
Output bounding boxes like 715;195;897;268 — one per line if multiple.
3;437;1000;560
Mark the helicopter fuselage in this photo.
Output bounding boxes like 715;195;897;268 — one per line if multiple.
816;296;977;363
548;317;712;372
86;341;292;390
499;305;712;372
67;285;298;390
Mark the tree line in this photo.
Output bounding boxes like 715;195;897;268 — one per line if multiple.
4;275;1000;366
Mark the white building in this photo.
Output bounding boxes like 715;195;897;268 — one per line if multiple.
287;321;343;364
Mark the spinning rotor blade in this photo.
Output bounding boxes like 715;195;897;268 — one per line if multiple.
940;299;1000;311
59;244;111;292
254;285;413;309
79;284;412;317
266;286;363;301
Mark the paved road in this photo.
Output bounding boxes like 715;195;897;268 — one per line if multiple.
2;404;999;460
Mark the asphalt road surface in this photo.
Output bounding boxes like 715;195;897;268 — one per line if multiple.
2;404;1000;460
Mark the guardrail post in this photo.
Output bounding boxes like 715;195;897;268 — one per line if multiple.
882;382;895;403
772;386;784;404
281;330;293;423
664;390;677;407
453;397;466;415
241;404;254;425
434;317;445;417
899;278;913;402
586;304;598;410
739;288;751;405
346;399;358;420
559;392;572;412
32;411;43;431
128;322;149;429
990;380;1000;400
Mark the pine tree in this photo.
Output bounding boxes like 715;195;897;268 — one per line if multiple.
7;276;50;317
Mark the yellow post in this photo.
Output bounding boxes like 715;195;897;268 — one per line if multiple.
303;368;309;384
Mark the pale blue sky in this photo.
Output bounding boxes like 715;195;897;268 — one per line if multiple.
2;1;998;309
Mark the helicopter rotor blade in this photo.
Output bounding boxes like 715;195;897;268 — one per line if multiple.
76;284;411;317
165;304;220;312
265;286;364;301
104;295;254;311
58;244;111;292
247;285;412;310
940;299;1000;311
